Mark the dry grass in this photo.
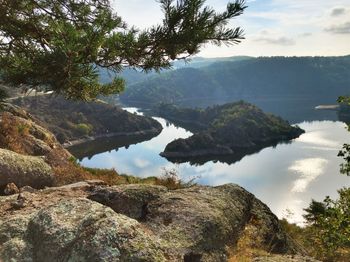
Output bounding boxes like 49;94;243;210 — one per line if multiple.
154;167;198;190
227;216;272;262
0;112;28;154
55;165;198;190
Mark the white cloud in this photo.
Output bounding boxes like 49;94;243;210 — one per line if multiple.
331;7;347;17
111;1;350;57
325;21;350;34
254;36;295;46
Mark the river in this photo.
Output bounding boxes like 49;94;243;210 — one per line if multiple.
72;107;350;225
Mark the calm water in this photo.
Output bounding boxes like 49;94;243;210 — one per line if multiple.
77;108;350;225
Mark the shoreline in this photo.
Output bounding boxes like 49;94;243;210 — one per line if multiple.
315;104;340;110
63;128;162;148
161;131;304;163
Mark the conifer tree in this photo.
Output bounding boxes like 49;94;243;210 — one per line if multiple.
0;0;246;100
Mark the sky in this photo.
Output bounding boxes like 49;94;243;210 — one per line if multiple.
112;0;350;57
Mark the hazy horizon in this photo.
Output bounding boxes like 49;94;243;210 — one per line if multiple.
182;54;350;59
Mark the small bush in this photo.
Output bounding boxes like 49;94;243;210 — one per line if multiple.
17;123;30;135
154;167;198;190
279;189;350;261
75;123;92;136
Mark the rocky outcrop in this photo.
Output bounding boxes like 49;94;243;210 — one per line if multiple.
0;181;308;261
0;149;54;190
0;103;72;161
12;95;163;145
28;198;165;261
0;102;91;185
89;184;299;261
253;255;320;262
0;201;165;261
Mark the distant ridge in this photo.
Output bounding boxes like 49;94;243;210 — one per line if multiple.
119;55;350;122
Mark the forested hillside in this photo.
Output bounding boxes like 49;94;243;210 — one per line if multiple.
120;56;350;118
12;96;162;144
98;56;253;85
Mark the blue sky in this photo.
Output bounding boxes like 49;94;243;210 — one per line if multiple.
112;0;350;57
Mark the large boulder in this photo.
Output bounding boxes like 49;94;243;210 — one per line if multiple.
88;184;168;220
0;198;165;261
89;184;299;261
0;182;315;261
27;198;165;261
0;148;54;189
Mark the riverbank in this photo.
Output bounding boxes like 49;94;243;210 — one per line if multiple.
63;128;161;148
12;95;163;144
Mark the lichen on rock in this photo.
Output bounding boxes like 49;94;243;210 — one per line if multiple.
0;148;54;189
0;181;316;261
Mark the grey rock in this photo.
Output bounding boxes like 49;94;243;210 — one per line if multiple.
0;148;54;189
19;186;36;194
88;183;299;261
1;198;166;262
0;182;315;262
253;254;320;262
88;184;168;220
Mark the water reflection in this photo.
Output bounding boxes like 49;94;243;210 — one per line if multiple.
68;133;159;160
73;113;350;226
289;158;328;193
162;140;293;165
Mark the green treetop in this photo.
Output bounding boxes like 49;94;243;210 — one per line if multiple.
0;0;246;100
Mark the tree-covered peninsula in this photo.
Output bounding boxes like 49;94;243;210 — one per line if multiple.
160;101;304;163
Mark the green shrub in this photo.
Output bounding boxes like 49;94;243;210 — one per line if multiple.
75;123;92;136
303;187;350;260
17;123;29;135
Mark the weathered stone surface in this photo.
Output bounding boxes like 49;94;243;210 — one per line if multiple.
19;186;36;194
253;255;320;262
27;198;165;262
148;184;298;261
89;184;168;220
0;182;316;262
0;148;54;189
89;183;298;261
0;197;165;261
0;214;33;262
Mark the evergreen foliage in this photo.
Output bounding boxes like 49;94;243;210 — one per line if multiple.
0;0;246;100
